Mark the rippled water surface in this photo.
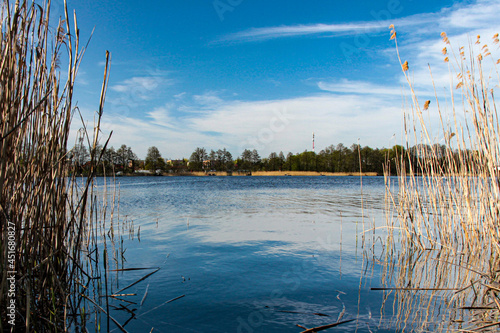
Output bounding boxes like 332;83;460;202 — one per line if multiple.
92;176;397;332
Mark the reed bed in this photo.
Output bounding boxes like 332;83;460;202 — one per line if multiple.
0;0;114;330
378;27;500;331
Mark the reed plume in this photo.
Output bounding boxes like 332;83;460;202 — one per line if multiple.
380;27;500;331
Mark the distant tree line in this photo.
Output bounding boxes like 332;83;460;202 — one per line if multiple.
189;144;395;174
69;142;139;175
69;141;476;176
188;144;477;175
69;143;184;175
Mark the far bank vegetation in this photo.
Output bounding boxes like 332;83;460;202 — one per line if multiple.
70;141;481;176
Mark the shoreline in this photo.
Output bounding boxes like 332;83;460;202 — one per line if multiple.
112;171;380;177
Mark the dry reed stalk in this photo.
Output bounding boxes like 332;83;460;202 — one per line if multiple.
377;27;500;331
0;0;114;330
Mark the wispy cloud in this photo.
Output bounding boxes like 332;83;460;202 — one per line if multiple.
217;23;386;43
318;79;403;96
147;103;178;129
215;14;435;44
193;91;225;107
174;92;187;100
72;0;500;160
111;76;170;98
214;0;499;44
106;72;175;114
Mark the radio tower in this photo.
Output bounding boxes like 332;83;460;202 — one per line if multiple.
312;132;315;153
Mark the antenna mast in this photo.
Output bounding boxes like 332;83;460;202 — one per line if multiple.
312;132;315;153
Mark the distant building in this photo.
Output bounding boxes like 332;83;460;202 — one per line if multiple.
167;159;189;173
166;159;186;167
135;169;152;174
203;160;212;169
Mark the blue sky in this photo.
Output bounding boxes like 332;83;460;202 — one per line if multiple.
58;0;500;159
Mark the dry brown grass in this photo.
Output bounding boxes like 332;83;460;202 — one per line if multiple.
251;171;378;176
188;171;378;177
0;0;112;330
378;27;500;331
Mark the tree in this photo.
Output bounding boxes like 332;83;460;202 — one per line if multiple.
291;150;316;171
145;146;166;171
102;146;117;166
127;147;139;171
240;149;253;170
336;143;348;172
224;149;233;170
116;144;138;172
251;149;260;164
348;143;361;172
268;152;281;171
278;151;285;170
189;147;208;171
368;148;385;174
215;148;233;171
320;144;337;172
116;144;128;168
71;136;89;166
283;152;294;171
241;149;252;161
251;149;261;171
92;144;106;174
93;144;104;161
208;150;217;170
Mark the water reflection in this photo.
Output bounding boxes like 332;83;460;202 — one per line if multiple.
92;176;395;332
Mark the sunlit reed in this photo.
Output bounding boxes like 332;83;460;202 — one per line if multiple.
379;27;500;332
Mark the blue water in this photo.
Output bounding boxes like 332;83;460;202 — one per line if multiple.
91;176;397;332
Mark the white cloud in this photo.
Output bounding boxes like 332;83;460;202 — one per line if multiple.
393;30;500;101
444;0;500;29
111;76;165;98
73;0;500;160
215;12;436;43
367;0;500;116
88;92;405;159
217;23;386;43
147;104;178;129
318;79;403;96
192;91;224;106
215;0;499;44
174;92;187;100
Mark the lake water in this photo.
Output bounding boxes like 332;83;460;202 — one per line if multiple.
91;176;398;332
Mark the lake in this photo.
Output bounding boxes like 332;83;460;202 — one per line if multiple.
90;176;398;332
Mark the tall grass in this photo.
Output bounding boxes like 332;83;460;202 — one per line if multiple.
381;27;500;331
0;0;111;330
